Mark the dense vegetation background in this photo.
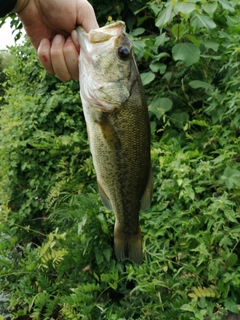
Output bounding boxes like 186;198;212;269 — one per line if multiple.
0;0;240;319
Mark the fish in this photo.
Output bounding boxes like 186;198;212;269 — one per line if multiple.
76;21;153;265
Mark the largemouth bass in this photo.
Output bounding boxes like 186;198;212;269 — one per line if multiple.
77;21;153;265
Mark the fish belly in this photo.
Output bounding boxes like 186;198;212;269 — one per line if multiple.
83;93;150;265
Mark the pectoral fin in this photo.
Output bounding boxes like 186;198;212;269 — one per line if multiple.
140;165;153;211
97;180;112;211
98;81;130;108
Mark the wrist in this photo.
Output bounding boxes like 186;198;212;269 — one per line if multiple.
12;0;29;13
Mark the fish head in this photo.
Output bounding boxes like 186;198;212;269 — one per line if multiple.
77;22;137;111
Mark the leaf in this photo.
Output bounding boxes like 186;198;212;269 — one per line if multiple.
185;34;200;46
203;40;219;52
190;13;216;30
219;0;235;12
172;43;200;67
140;71;155;86
130;28;145;36
189;119;208;127
133;39;146;59
224;299;239;314
171;111;189;128
171;23;185;40
149;97;173;120
220;166;240;190
154;33;169;48
103;248;111;262
155;2;173;28
189;80;214;91
181;304;194;312
198;297;207;309
227;253;238;268
192;286;216;298
188;293;198;300
202;2;218;16
224;209;237;222
174;2;196;15
150;62;166;74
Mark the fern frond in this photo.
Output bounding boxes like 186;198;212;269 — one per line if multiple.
37;230;68;269
188;286;218;300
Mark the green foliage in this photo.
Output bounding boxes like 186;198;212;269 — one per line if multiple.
0;49;12;103
1;0;240;319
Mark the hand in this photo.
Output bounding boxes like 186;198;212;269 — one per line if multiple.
14;0;98;81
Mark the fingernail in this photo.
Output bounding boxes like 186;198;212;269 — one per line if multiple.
40;38;49;46
53;35;63;44
66;36;72;43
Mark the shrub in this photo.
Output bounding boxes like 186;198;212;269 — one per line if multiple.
1;0;240;319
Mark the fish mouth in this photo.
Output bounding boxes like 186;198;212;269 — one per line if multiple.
76;21;126;52
88;21;125;44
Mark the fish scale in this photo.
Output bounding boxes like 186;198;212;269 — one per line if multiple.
77;21;153;265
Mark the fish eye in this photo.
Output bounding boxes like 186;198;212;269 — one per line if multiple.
117;46;130;60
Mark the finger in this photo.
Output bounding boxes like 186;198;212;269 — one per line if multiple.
71;30;80;49
38;38;54;74
63;37;79;81
51;35;71;82
77;0;99;32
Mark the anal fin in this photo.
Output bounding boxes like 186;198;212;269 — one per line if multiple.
141;165;153;211
97;180;112;211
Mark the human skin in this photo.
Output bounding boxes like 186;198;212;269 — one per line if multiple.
13;0;99;81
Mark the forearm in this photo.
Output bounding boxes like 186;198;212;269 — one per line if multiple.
0;0;28;17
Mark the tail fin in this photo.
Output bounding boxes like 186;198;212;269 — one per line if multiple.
114;227;142;265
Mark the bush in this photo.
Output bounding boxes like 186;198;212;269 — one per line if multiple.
0;0;240;319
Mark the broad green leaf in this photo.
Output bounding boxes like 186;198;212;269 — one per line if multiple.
224;299;239;314
198;297;207;309
203;40;219;52
150;61;166;74
133;39;146;59
227;253;238;268
150;121;156;134
140;71;155;86
185;34;200;46
154;32;169;48
103;248;111;262
202;2;218;16
213;154;235;165
171;111;189;128
172;43;200;66
174;2;196;15
221;166;240;190
191;13;216;30
149;97;173;120
130;28;145;36
152;52;169;61
137;16;149;27
156;2;172;28
181;304;194;312
171;23;185;40
189;80;214;91
149;2;162;16
219;0;235;12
